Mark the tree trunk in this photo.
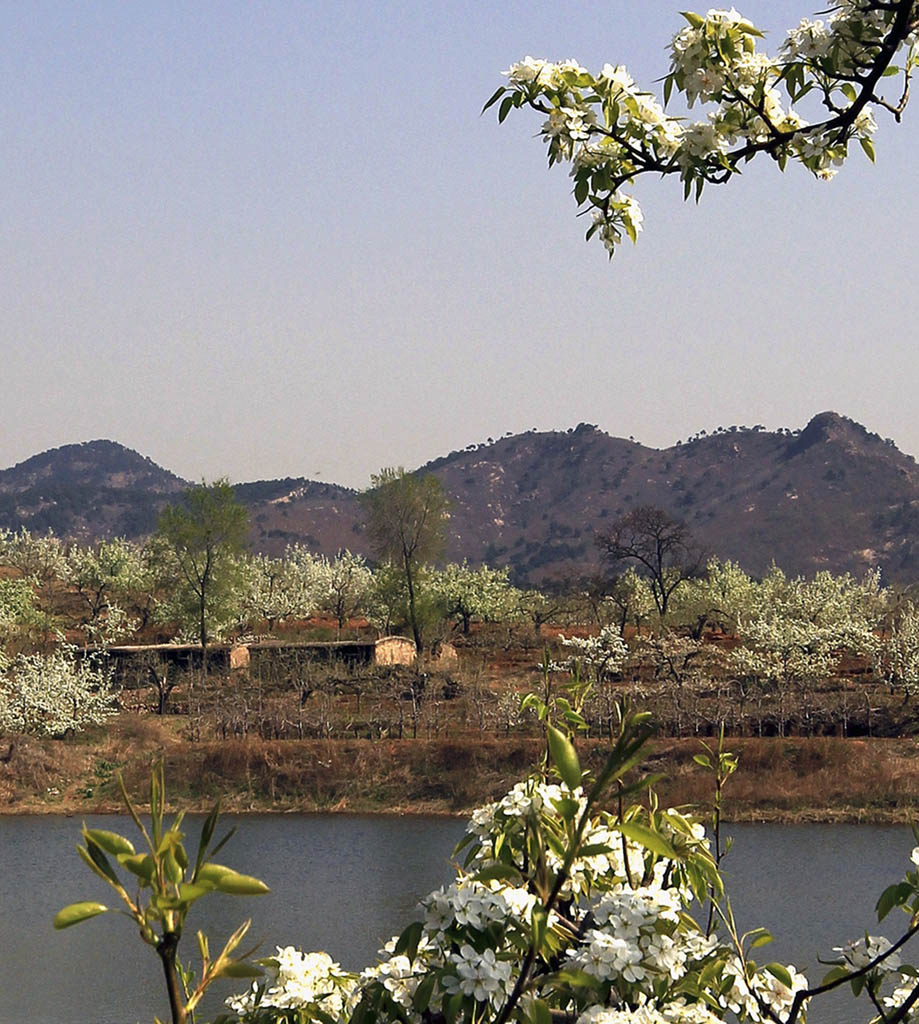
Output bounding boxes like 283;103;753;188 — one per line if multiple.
156;932;186;1024
404;557;422;651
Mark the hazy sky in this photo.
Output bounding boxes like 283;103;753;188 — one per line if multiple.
3;1;917;488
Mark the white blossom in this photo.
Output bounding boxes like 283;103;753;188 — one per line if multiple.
834;934;900;972
226;947;356;1018
442;945;513;1005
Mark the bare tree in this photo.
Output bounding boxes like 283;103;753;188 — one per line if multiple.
595;506;705;619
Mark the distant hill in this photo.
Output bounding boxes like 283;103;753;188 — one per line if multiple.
0;440;187;539
4;412;919;585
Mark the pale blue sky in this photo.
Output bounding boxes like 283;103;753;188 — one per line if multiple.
3;1;916;486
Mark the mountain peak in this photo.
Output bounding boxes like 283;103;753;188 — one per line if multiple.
0;440;187;537
787;411;888;457
0;439;186;492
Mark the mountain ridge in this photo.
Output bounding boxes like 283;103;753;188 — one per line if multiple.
3;412;918;584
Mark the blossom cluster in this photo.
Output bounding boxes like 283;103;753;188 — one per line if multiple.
227;948;357;1022
552;626;629;681
224;772;810;1024
0;649;116;736
496;3;916;254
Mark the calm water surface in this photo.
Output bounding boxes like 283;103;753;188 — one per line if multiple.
1;814;914;1024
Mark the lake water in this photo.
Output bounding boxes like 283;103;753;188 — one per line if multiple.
2;813;916;1024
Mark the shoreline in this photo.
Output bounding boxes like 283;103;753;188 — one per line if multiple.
2;804;918;825
3;715;919;825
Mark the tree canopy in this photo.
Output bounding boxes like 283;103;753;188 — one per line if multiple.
156;479;249;650
360;467;449;649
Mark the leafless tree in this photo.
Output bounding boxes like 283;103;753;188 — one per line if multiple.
596;506;705;619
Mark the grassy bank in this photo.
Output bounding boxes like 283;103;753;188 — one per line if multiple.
3;713;919;822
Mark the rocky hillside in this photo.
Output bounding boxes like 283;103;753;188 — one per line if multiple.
0;440;186;539
3;412;919;584
422;413;919;583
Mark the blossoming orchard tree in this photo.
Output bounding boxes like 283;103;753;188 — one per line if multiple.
489;2;918;255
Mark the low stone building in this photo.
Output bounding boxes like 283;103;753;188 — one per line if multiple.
87;636;417;688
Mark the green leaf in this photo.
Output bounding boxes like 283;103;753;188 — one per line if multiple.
531;999;552;1024
394;920;424;961
445;992;465;1024
118;853;155;882
618;822;678;859
163;848;183;885
877;881;912;920
54;901;109;929
83;828;135;857
208;826;238;863
552;968;597;989
764;963;793;989
692;754;712;768
452;831;475;857
195;801;221;878
178;882;213;903
498;95;515;124
821;965;850;987
473;864;522;884
681;11;704;28
532;905;548;953
412;974;437;1012
860;137;876;163
482;86;507;114
197;864;269;895
211;872;270;896
578;842;614;857
116;771;149;843
840;83;857;103
748;929;773;950
78;842;120;886
520;693;543;715
735;19;763;37
553;795;581;822
547;724;581;790
151;762;163;847
217;962;264;979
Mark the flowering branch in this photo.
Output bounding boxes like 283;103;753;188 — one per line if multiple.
491;2;919;256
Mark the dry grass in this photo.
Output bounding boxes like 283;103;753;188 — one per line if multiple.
6;714;919;821
637;737;919;821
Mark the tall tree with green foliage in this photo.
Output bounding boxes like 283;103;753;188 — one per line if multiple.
156;479;249;653
360;467;448;650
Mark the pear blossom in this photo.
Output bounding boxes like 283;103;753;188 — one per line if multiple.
442;945;513;1005
753;963;808;1017
503;55;557;88
494;3;915;256
599;64;635;95
834;934;901;972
